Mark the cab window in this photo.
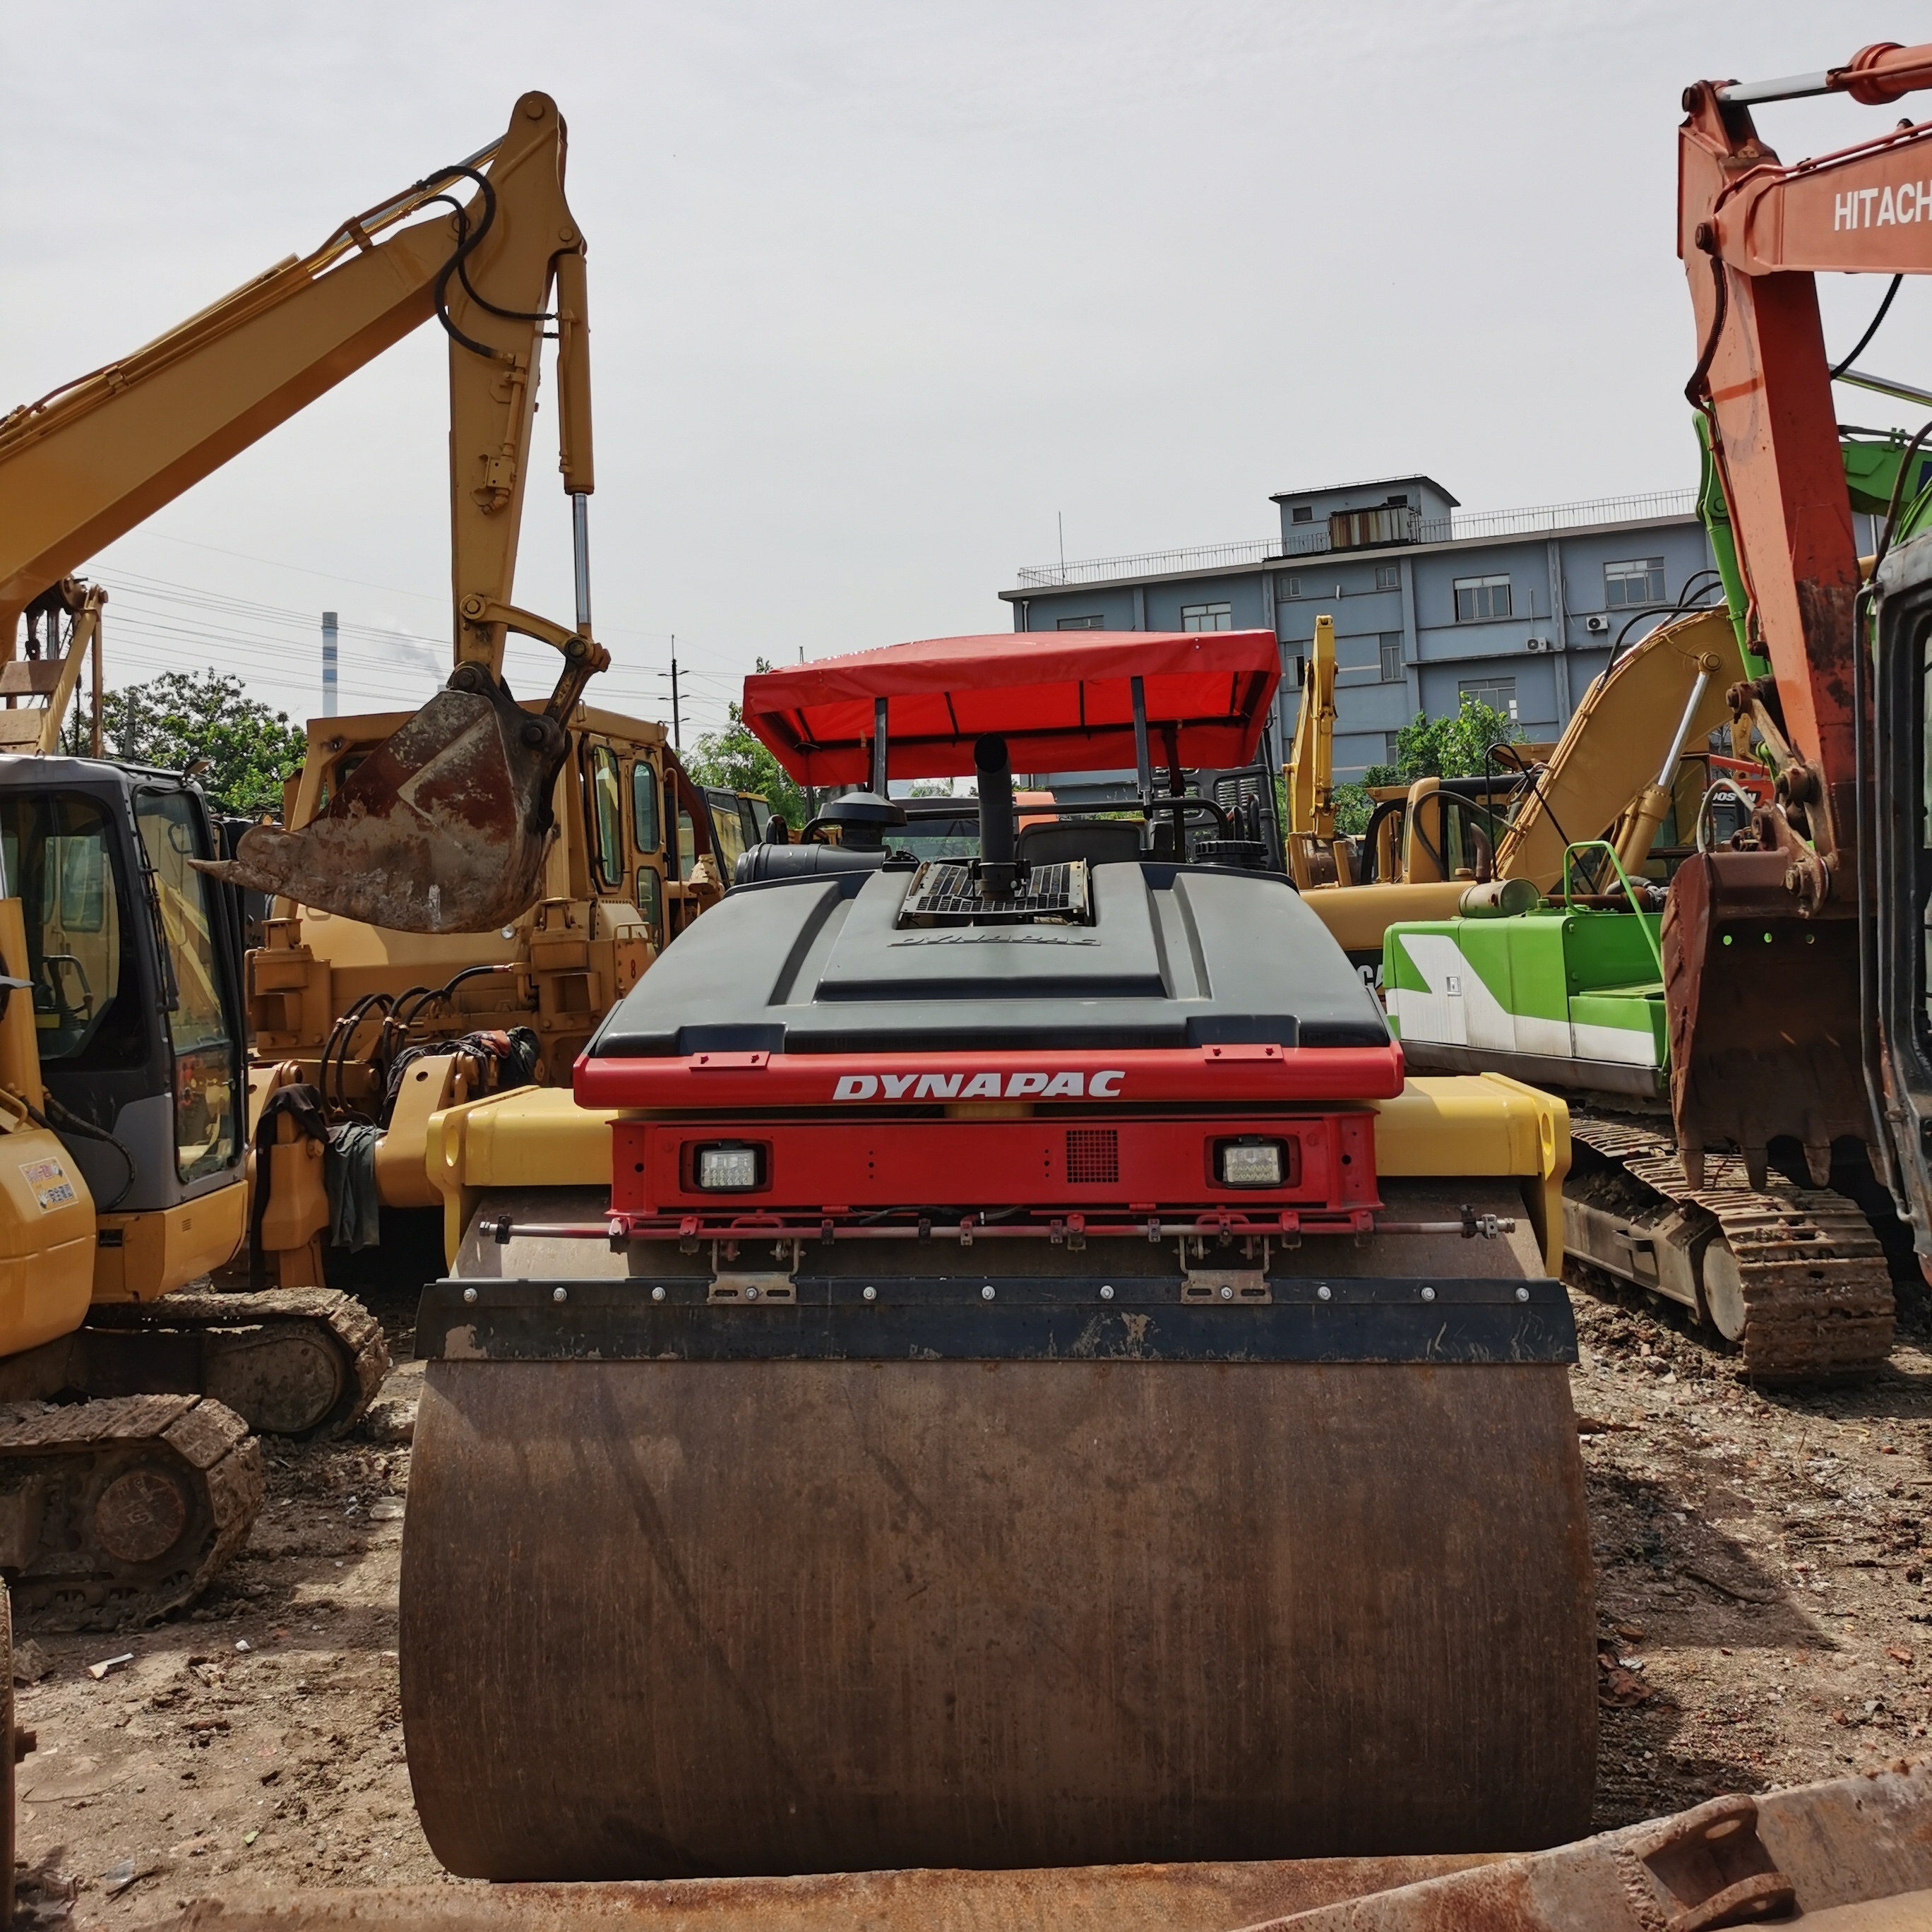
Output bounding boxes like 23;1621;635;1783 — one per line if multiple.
704;788;747;874
0;794;141;1068
135;788;238;1182
589;746;624;889
635;866;664;948
631;760;660;856
677;806;698;877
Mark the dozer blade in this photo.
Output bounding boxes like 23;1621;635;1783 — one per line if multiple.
1662;850;1874;1190
199;667;567;933
399;1188;1597;1882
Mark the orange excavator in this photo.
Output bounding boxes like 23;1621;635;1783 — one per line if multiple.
1665;40;1932;1301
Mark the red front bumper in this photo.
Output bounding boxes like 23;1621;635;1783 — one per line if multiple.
581;1042;1400;1243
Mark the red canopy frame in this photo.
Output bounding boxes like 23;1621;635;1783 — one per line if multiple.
742;631;1282;786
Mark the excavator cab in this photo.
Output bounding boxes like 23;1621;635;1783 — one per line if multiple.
1869;529;1932;1265
0;761;247;1232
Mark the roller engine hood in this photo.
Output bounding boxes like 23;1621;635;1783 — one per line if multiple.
585;859;1389;1060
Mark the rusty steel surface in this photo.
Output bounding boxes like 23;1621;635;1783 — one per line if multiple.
203;669;567;933
398;1352;1595;1881
1251;1763;1932;1929
133;1767;1932;1930
1661;849;1876;1191
138;1856;1494;1932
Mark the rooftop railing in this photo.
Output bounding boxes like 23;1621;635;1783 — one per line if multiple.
1013;487;1700;589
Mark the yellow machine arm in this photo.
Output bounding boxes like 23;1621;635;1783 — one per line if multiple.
1291;605;1744;959
0;93;604;932
1487;607;1736;888
1283;614;1339;886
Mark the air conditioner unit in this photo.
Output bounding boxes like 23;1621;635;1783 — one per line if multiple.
1585;614;1611;634
1525;636;1553;652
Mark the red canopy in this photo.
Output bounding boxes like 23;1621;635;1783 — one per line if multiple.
742;631;1281;785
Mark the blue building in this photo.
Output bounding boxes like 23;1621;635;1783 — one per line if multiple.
1001;476;1720;776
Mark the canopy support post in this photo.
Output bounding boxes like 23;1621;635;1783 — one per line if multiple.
871;696;889;797
1131;676;1152;849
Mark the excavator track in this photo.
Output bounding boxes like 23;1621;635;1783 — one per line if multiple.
83;1290;390;1441
1568;1113;1894;1383
0;1395;263;1633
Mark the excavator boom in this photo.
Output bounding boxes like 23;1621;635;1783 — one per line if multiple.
1670;44;1932;1186
0;92;606;932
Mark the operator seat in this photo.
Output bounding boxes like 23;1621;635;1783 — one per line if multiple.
1017;820;1143;867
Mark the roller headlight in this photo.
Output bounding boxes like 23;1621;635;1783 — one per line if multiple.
1217;1138;1285;1188
695;1145;762;1191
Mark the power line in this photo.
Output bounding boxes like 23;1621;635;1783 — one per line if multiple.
126;536;708;653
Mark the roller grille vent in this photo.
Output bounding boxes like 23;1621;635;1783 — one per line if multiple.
1065;1129;1120;1184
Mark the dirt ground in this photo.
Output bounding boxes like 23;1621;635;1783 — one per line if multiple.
9;1267;1932;1924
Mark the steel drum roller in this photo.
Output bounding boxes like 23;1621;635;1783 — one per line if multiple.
400;1347;1594;1880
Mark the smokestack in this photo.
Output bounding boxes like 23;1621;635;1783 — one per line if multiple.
321;610;339;718
975;733;1016;900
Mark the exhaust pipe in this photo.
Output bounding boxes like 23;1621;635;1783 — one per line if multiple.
975;734;1018;900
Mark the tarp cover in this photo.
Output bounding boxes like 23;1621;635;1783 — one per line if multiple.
742;631;1281;785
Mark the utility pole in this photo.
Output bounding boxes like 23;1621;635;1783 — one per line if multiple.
1058;512;1065;581
321;610;339;717
670;636;680;750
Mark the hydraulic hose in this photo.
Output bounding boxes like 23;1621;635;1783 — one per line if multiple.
1831;274;1903;381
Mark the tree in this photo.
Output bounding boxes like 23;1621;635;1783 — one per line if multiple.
680;658;809;831
101;670;308;817
1332;695;1522;837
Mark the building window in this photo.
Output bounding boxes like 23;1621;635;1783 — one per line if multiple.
1277;573;1301;600
1604;557;1666;608
1290;506;1314;524
1385;494;1408;508
1181;602;1233;631
1056;614;1105;630
1378;634;1403;682
1385;732;1404;765
1375;565;1400;591
1459;676;1519;722
1453;574;1513;622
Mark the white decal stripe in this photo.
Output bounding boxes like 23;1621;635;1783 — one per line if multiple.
1572;1018;1662;1068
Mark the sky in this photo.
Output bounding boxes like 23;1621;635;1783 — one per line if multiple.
4;1;1927;748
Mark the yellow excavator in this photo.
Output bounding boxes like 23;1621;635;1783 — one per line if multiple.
0;92;713;1622
1284;605;1746;972
0;726;271;1627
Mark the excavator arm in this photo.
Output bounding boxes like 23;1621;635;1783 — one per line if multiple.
1670;41;1932;1188
0;90;605;932
1282;614;1340;886
1679;44;1932;881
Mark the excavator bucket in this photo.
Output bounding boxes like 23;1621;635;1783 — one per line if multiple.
1662;849;1874;1190
203;669;568;933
